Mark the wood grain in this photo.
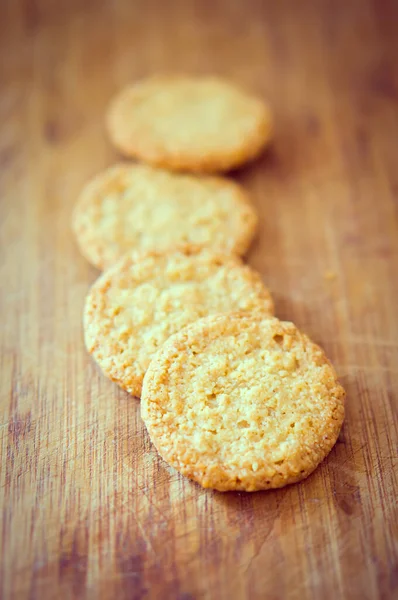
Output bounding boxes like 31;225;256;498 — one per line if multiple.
1;1;397;598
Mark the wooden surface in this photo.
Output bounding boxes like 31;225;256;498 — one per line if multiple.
1;1;398;598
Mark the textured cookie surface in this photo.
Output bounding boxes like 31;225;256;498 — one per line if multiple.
106;76;272;172
84;247;274;397
141;314;345;492
72;164;258;270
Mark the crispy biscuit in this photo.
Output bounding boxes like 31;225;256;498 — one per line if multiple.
84;247;274;397
72;164;258;270
106;76;272;173
141;314;345;492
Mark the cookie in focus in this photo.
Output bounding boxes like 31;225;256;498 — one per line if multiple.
141;313;345;492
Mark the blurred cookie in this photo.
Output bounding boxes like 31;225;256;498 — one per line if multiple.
141;313;345;492
84;246;274;397
106;76;272;172
72;164;258;270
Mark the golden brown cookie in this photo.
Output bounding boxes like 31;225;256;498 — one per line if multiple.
72;164;258;270
141;314;345;492
84;246;274;397
106;76;272;172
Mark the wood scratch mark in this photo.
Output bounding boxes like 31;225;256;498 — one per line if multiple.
243;527;274;576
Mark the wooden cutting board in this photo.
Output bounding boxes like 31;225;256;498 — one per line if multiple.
1;1;397;598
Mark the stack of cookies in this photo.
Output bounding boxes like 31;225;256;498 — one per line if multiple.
72;76;345;492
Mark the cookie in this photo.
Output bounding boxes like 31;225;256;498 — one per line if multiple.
84;246;274;397
106;76;272;173
141;314;345;492
72;164;258;270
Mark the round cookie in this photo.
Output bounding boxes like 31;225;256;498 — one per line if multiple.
106;76;272;173
141;314;345;492
72;163;258;270
84;246;274;397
